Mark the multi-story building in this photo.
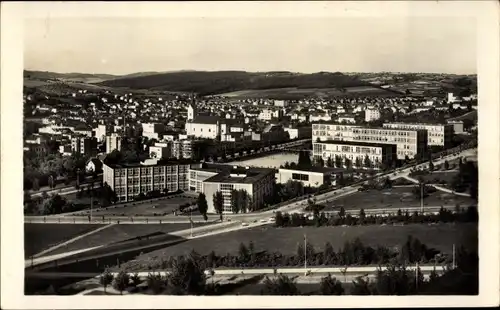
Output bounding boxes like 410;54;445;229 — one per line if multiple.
312;123;427;159
365;108;381;122
103;158;193;202
71;137;97;155
149;142;171;159
201;166;275;213
312;140;397;169
382;122;453;147
105;133;122;153
258;109;283;121
169;139;203;159
94;124;112;142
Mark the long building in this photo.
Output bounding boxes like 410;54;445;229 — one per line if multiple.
103;158;194;202
312;123;427;159
312;140;397;169
382;122;453;147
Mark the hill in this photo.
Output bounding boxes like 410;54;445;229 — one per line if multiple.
98;71;372;96
24;70;117;82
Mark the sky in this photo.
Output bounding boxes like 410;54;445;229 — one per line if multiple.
24;17;477;75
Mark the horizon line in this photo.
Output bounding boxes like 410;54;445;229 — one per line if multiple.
23;68;477;77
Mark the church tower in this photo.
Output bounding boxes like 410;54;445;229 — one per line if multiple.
187;93;197;121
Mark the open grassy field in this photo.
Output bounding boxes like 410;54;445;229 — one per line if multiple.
123;223;477;268
219;86;392;99
76;195;197;217
324;187;475;211
24;224;104;258
45;223;204;256
416;171;459;186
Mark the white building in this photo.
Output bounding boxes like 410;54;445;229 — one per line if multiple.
276;167;335;188
185;116;220;139
149;142;171;159
258;109;282;121
105;133;122;153
312;140;397;169
382;122;453;147
312;123;427;159
365;108;381;122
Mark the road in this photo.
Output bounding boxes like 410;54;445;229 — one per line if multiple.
25;148;476;269
26;265;446;279
30;183;102;198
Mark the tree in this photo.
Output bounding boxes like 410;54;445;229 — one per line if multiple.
351;276;372;295
99;269;114;294
213;191;224;221
323;242;336;265
130;272;142;288
355;156;362;169
230;189;240;214
326;157;334;168
364;155;372;169
429;159;434;171
238;189;249;213
359;208;366;224
146;272;167;294
275;211;285;227
32;178;40;191
262;274;300;295
238;242;249;264
43;194;67;215
338;206;346;218
334;155;342;168
167;255;207;295
444;160;450;170
113;270;130;295
319;274;344;295
298;151;312;168
197;193;208;221
345;158;353;170
316;156;325;167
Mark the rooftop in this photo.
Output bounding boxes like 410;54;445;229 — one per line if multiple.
203;165;274;184
279;166;342;174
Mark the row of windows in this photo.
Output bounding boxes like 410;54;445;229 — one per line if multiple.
292;173;309;181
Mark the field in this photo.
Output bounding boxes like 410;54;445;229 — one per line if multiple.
416;171;459;186
24;224;104;258
45;223;204;256
324;187;476;211
73;195;197;217
121;223;477;270
219;86;392;99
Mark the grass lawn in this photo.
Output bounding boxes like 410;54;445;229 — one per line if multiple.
121;223;477;270
324;187;475;211
73;195;197;217
45;223;204;256
416;171;459;186
24;224;104;258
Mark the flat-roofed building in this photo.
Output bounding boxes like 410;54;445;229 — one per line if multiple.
382;122;453;147
313;140;397;169
447;120;464;134
312;123;427;159
103;158;195;202
201;165;275;214
276;166;337;187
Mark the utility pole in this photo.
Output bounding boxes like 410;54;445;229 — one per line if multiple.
452;243;456;269
420;182;424;214
190;208;193;237
415;261;419;291
304;234;307;276
90;181;93;222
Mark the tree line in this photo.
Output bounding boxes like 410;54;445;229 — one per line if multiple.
274;205;478;228
100;240;477;295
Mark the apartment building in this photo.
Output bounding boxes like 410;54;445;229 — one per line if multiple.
284;125;313;140
365;108;381;122
105;133;122;153
447;120;464;134
71;137;97;155
103;159;194;202
382;122;453;147
312;140;397;169
202;166;275;213
258;109;283;121
312;123;427;159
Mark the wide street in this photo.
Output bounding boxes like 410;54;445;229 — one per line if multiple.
25;147;476;270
